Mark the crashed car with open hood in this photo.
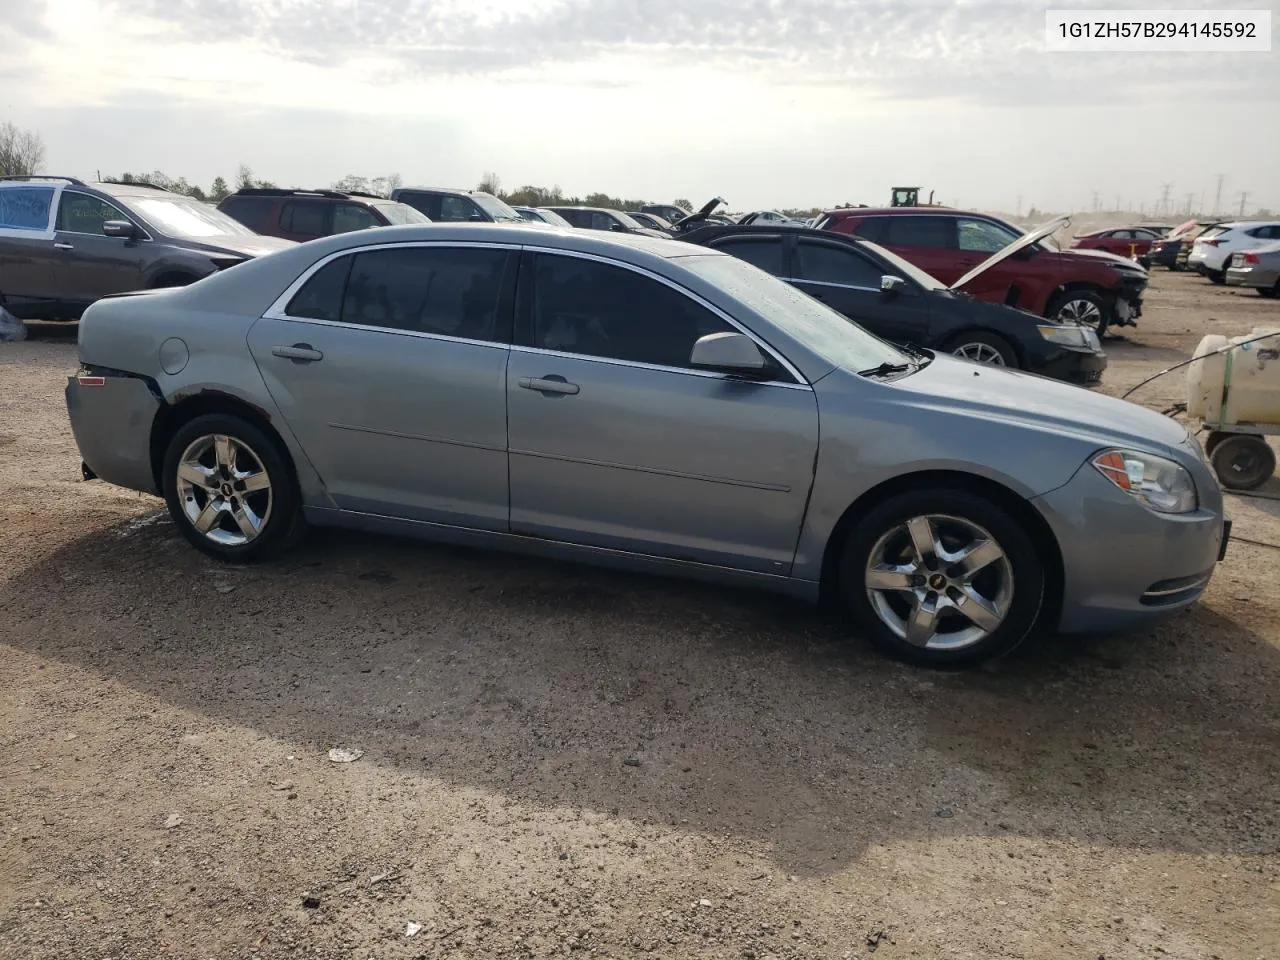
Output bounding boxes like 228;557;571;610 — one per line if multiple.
680;220;1106;384
817;209;1148;336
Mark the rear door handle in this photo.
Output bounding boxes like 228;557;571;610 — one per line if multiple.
271;343;324;363
53;242;74;250
518;376;579;395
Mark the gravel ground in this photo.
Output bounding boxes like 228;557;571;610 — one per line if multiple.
2;272;1279;960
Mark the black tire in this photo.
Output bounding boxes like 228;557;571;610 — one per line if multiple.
1207;265;1227;285
838;488;1045;668
1257;284;1279;299
161;413;303;561
1210;434;1276;492
942;331;1019;368
1048;289;1108;333
1204;430;1232;457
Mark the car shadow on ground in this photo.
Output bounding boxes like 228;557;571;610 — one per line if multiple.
3;515;1278;875
15;321;78;342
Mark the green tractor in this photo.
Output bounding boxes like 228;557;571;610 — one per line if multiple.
890;187;936;207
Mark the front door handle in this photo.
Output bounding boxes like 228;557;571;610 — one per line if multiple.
271;343;324;363
518;375;579;396
53;242;74;250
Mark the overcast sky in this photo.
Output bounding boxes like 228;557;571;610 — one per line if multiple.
2;0;1277;213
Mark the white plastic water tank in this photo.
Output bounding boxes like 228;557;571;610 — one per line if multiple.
1186;327;1280;425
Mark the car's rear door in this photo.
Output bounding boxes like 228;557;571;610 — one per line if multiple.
247;241;516;528
505;250;818;575
0;183;61;316
790;237;931;346
278;199;331;242
881;215;960;283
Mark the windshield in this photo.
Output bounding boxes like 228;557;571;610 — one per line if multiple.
858;240;947;291
680;254;909;374
374;202;430;225
472;193;523;221
132;197;256;238
612;210;644;229
535;208;572;227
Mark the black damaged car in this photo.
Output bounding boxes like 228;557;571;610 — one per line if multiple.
679;224;1107;385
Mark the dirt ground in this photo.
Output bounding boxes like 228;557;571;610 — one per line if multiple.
2;272;1279;960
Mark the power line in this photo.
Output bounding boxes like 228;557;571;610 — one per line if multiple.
1158;182;1173;217
1238;191;1250;217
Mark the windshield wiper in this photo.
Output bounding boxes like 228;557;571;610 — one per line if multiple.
857;361;913;379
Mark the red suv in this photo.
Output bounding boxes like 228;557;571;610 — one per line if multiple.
816;207;1148;333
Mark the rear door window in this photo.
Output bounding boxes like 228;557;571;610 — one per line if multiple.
795;240;883;288
219;195;275;233
280;200;329;238
709;236;786;276
886;216;955;249
0;186;55;231
342;246;511;341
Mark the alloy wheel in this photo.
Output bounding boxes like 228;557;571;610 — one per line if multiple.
952;343;1007;365
175;433;273;546
864;514;1014;651
1055;298;1103;327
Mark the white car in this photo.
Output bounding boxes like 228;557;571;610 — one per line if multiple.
1188;221;1280;282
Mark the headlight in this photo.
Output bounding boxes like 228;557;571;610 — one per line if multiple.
1092;449;1197;514
1037;324;1100;352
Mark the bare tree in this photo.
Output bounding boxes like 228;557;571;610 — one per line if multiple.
236;164;256;190
477;171;502;195
0;122;46;177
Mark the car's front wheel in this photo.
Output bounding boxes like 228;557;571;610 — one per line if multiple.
1048;290;1107;332
943;331;1017;368
161;413;302;561
839;489;1045;667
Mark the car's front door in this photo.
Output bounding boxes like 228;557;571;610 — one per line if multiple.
247;242;516;529
51;191;146;305
789;237;931;346
505;251;819;575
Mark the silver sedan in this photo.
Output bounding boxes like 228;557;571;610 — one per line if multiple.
1225;240;1280;297
65;224;1228;666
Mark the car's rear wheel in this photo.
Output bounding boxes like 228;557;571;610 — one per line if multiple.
1208;263;1228;284
839;489;1045;667
1257;282;1279;299
162;413;302;561
1048;290;1107;332
943;331;1017;368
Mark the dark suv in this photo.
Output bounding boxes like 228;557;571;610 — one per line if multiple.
0;176;294;321
390;187;524;223
817;207;1148;334
218;188;429;242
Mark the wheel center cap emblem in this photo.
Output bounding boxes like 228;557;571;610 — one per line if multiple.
928;573;947;590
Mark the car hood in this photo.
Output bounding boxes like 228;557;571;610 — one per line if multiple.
632;226;672;239
887;353;1187;453
180;234;298;258
1063;247;1144;268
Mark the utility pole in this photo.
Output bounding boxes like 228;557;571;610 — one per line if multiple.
1016;195;1022;217
1158;182;1173;218
1114;194;1120;212
1091;190;1100;212
1184;192;1195;216
1213;174;1225;216
1238;191;1249;217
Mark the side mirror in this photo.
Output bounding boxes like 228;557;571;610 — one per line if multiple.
689;332;768;376
102;220;138;239
609;222;628;232
880;275;907;298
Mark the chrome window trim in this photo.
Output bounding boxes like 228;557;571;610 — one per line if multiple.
265;240;811;388
263;240;521;321
791;278;880;294
509;344;810;392
519;245;811;387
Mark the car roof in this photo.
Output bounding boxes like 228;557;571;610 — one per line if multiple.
821;206;957;217
396;186;488;196
88;181;189;200
547;206;625;214
681;223;864;246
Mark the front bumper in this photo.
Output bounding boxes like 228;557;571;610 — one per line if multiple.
65;374;162;495
1032;459;1225;634
1148;242;1181;267
1032;347;1107;385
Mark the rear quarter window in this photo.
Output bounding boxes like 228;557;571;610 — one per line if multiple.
710;237;786;275
0;186;55;231
219;196;275;233
885;216;954;248
850;217;888;243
